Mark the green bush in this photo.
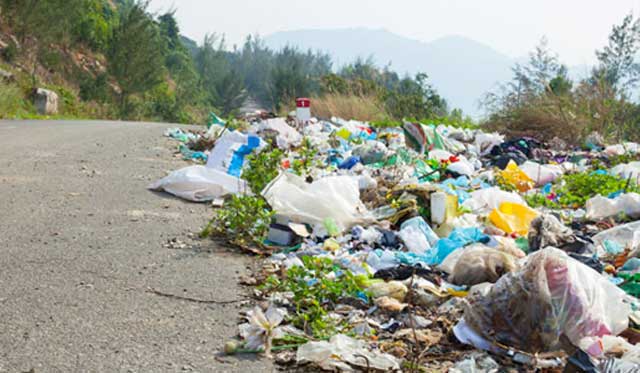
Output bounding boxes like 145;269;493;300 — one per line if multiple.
243;146;284;194
1;41;18;63
201;195;274;247
0;81;23;117
79;73;109;102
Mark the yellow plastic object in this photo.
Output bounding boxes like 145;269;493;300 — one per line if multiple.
323;238;340;252
336;127;351;140
489;202;539;235
499;160;534;192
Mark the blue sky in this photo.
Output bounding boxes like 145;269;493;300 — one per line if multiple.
151;0;640;65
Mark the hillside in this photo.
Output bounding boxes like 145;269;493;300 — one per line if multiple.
265;29;515;116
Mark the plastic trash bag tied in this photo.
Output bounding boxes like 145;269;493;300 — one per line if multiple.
460;248;630;354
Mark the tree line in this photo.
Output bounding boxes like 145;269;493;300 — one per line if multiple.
0;0;448;123
484;15;640;143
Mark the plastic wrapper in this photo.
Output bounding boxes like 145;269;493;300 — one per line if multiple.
489;202;539;235
461;248;630;353
586;193;640;221
296;334;400;371
262;173;373;233
148;165;247;202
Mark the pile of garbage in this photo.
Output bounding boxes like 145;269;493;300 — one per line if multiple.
151;112;640;371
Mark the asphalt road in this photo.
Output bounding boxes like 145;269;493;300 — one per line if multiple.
0;120;273;373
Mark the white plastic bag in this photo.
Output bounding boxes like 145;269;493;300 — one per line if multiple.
611;161;640;182
296;334;400;372
592;221;640;253
520;161;563;186
148;165;247;202
262;173;373;233
586;193;640;221
398;225;431;254
462;187;526;213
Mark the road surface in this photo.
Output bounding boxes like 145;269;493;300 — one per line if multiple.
0;120;273;372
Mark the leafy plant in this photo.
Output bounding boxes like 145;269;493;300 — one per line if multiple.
524;192;561;209
259;256;368;338
556;172;639;207
201;195;274;247
292;137;319;176
243;146;284;194
528;171;640;209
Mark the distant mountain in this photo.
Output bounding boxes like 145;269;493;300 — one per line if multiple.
265;29;516;117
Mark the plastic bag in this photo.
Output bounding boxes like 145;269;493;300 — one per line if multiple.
262;173;373;233
206;131;264;177
367;281;408;301
475;133;504;156
449;245;518;286
489;202;539;235
519;161;563;186
462;187;526;213
611;161;640;181
586;193;640;221
592;221;640;254
498;160;534;192
461;248;630;353
148;165;247;202
398;225;431;254
411;227;490;266
296;334;400;372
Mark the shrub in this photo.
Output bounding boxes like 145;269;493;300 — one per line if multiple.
1;41;18;63
243;146;284;194
201;195;274;247
0;81;23;117
79;73;109;102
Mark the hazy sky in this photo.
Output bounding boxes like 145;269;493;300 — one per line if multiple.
150;0;640;65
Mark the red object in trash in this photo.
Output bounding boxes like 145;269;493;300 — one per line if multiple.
296;98;310;108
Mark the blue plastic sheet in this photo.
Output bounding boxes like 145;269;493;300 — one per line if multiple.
388;227;490;266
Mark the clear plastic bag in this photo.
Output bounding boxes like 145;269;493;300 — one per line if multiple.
586;193;640;221
262;173;373;233
296;334;400;371
462;248;630;353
